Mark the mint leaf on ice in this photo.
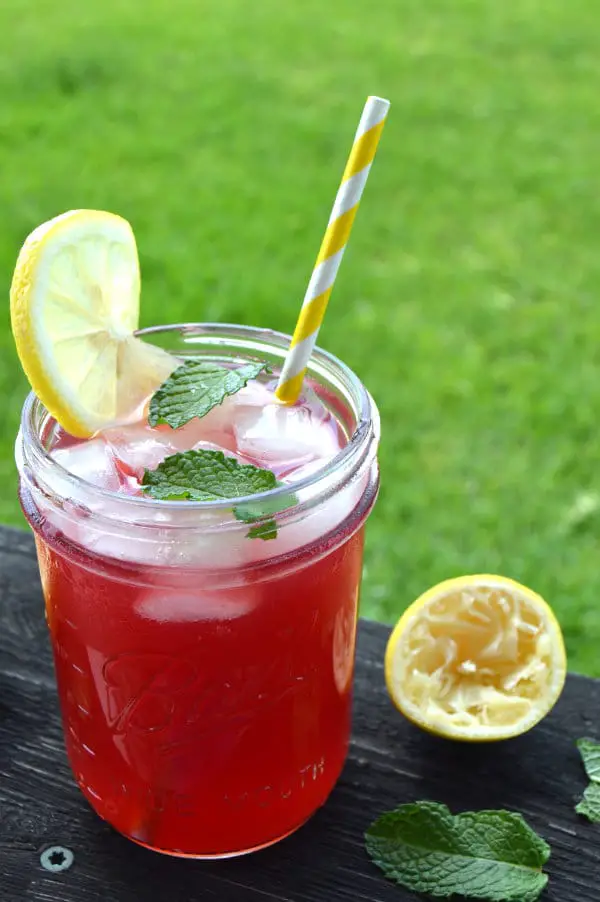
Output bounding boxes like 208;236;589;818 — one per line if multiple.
142;449;294;540
148;360;267;428
142;449;278;501
576;738;600;822
365;801;550;902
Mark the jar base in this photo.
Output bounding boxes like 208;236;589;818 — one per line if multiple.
121;818;310;859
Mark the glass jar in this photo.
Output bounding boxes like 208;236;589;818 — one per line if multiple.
15;323;380;858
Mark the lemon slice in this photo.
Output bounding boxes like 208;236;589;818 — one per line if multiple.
385;574;567;741
10;209;176;437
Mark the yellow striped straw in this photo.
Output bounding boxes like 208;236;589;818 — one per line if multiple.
276;95;390;404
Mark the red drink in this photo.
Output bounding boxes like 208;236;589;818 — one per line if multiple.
16;324;379;857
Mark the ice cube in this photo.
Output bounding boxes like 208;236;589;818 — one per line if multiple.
161;384;269;454
177;415;235;449
294;462;369;546
240;460;370;565
38;440;123;550
278;457;329;486
52;439;122;491
232;388;341;476
104;415;253;484
58;501;245;568
43;419;255;566
103;421;186;477
136;586;259;622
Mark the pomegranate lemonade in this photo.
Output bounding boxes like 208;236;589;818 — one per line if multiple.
17;324;380;857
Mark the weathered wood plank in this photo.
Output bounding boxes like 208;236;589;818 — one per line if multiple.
0;525;599;901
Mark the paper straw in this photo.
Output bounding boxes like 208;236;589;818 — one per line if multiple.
275;95;390;404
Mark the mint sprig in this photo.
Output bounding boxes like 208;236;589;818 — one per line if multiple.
365;801;550;902
141;449;295;540
148;360;267;429
576;738;600;821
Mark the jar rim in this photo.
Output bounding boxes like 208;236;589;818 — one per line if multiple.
18;322;378;517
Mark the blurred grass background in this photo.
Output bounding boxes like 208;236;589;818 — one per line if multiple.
2;0;600;674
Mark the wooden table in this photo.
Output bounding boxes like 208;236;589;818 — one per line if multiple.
1;525;598;901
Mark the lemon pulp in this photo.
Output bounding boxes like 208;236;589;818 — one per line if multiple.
385;575;566;741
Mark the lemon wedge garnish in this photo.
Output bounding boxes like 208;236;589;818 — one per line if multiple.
385;574;566;741
10;209;176;437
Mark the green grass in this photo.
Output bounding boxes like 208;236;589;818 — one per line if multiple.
2;0;600;674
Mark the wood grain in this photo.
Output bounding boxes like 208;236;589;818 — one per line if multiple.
0;524;599;901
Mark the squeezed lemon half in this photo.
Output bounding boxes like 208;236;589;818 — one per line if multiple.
385;574;567;741
10;209;176;437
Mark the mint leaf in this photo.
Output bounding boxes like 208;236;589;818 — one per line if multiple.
234;489;298;541
577;738;600;782
365;801;550;902
576;782;600;822
233;491;298;521
142;449;295;540
247;519;278;541
576;738;600;821
142;450;278;501
148;360;267;428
